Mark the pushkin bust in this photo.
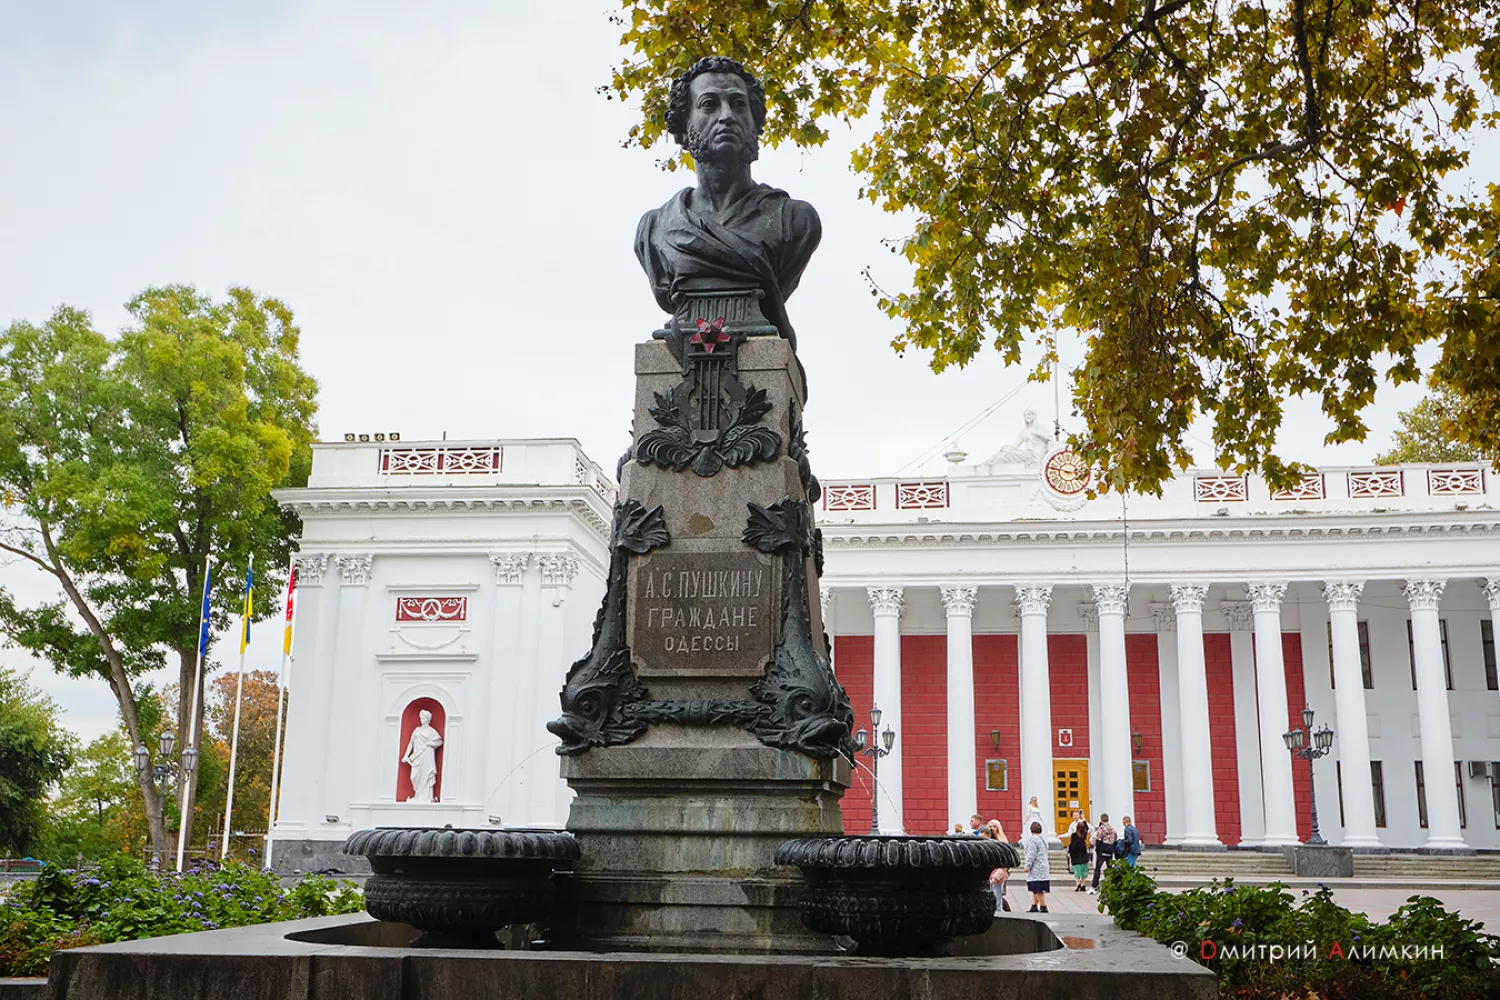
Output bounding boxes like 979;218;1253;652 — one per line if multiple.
635;57;821;350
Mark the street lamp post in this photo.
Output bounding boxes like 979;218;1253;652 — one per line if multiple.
855;706;897;836
1282;706;1335;846
134;730;199;869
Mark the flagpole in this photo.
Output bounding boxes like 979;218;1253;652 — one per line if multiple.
264;555;297;869
177;554;213;873
221;555;253;862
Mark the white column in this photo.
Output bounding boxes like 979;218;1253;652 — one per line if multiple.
867;586;905;834
273;553;331;838
1171;584;1221;848
1080;602;1102;817
941;586;979;829
1016;585;1056;842
323;554;373;828
1404;579;1466;850
1093;585;1134;825
1222;600;1265;847
486;553;530;825
1152;603;1184;845
1324;581;1382;848
1248;583;1299;846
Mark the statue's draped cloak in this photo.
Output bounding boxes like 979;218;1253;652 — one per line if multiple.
635;183;821;349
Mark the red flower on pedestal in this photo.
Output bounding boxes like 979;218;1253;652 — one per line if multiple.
690;317;729;353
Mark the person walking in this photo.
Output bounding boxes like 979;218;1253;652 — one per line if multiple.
1090;813;1117;893
980;823;1010;912
1067;816;1092;891
1023;820;1050;913
1120;815;1143;867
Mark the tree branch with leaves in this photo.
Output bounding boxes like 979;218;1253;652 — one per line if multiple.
605;0;1500;489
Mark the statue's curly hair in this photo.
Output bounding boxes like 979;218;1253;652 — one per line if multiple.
664;56;767;146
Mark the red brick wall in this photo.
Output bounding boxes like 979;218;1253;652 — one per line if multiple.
1283;633;1310;841
1125;634;1167;844
1049;635;1090;756
1204;633;1241;845
1049;635;1090;829
974;635;1022;836
900;635;949;835
834;635;874;834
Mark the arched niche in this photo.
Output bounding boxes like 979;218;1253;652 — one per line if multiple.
396;697;447;802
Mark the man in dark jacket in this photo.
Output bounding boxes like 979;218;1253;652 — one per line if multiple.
1120;816;1143;867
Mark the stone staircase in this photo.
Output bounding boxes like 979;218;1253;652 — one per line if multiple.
1040;847;1500;887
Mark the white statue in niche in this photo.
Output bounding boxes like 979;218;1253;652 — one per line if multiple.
402;710;444;803
985;408;1052;468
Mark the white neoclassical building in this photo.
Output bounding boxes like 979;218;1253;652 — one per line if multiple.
266;429;1500;869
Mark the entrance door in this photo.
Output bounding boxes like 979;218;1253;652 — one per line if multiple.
1053;760;1089;835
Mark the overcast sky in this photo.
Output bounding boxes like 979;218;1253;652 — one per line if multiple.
1;0;1487;742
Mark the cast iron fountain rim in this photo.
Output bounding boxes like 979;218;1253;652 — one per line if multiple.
343;827;580;862
775;833;1021;870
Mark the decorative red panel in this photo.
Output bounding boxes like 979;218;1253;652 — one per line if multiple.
824;484;876;511
900;636;947;835
895;481;949;509
1204;633;1241;846
973;635;1021;837
1124;634;1166;845
835;636;875;834
380;446;502;475
395;597;468;623
1282;634;1310;841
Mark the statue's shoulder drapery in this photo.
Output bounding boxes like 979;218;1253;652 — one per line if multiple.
635;183;820;346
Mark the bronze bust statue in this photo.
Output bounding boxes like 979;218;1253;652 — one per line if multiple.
635;57;821;350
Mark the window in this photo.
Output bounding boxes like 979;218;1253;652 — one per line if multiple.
1371;761;1386;828
1359;621;1374;689
1132;760;1152;792
1327;620;1376;690
1407;619;1453;690
985;759;1008;792
1416;760;1428;829
1483;620;1497;692
1336;761;1345;826
1491;764;1500;829
1456;761;1467;829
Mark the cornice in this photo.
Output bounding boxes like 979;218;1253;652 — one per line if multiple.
822;513;1500;548
275;487;611;536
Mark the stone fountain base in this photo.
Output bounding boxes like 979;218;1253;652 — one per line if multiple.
44;911;1216;1000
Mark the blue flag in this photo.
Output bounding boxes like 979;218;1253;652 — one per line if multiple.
197;558;214;657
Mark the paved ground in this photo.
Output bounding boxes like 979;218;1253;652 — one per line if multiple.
1001;879;1500;930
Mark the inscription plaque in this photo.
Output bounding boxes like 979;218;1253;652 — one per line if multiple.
630;551;776;675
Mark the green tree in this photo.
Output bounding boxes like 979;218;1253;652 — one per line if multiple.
195;670;284;860
0;666;74;855
606;2;1500;490
1374;386;1485;465
35;730;142;863
0;286;317;864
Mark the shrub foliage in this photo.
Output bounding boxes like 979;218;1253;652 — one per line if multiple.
0;854;362;977
1098;862;1500;998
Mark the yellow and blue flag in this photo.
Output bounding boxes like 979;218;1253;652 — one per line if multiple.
239;555;254;654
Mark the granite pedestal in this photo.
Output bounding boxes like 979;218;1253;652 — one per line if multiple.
44;912;1218;1000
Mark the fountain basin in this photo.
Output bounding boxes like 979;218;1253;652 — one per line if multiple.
343;827;578;948
776;835;1021;956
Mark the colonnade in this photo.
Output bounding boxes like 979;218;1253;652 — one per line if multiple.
831;577;1500;850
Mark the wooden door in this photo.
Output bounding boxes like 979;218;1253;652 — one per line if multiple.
1053;759;1089;835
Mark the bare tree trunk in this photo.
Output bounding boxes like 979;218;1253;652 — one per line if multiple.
40;526;170;864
